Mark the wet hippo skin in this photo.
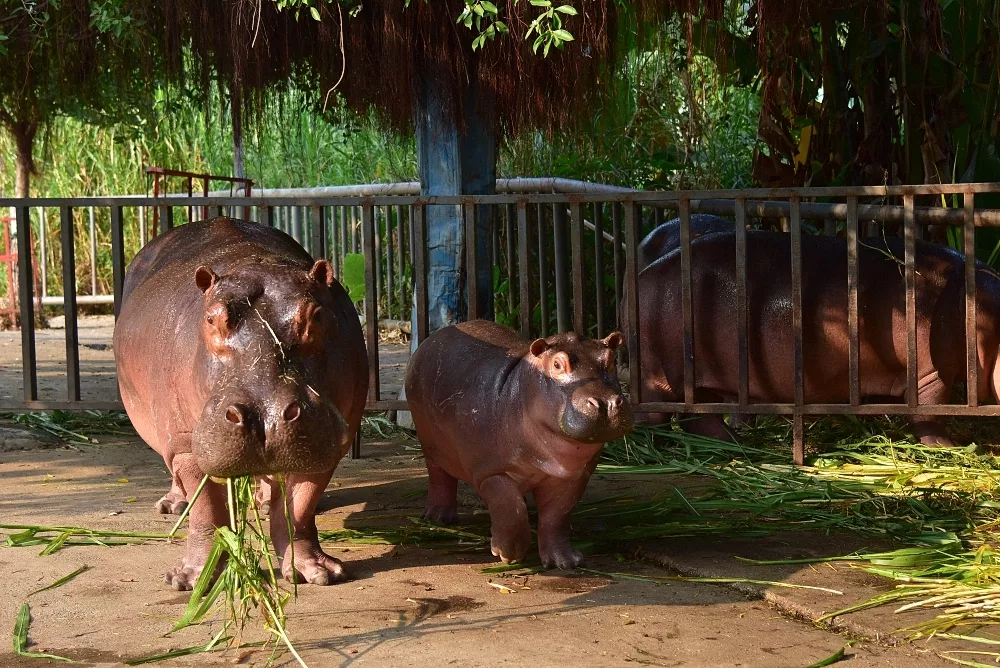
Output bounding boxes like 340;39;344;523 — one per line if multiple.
637;230;1000;445
404;320;633;569
114;218;368;589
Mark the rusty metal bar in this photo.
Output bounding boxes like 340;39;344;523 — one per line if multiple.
111;206;125;320
517;201;531;339
60;206;80;402
570;200;585;333
965;193;978;407
553;203;570;332
538;203;550;337
329;207;340;279
396;205;405;317
612;203;624;330
16;205;37;401
692;197;1000;226
679;199;695;405
847;196;860;406
594;203;606;337
625;201;641;404
361;202;380;403
310;205;325;260
386;207;395;319
904;195;917;408
506;203;516;310
735;198;749;407
632;401;1000;416
413;204;429;343
790;197;804;464
465;202;479;321
373;207;383;318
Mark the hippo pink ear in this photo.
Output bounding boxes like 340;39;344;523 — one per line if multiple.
194;266;217;294
602;332;625;350
529;339;549;357
309;260;335;287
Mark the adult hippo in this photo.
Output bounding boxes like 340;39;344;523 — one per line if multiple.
114;218;368;589
404;321;633;569
637;214;735;272
637;230;1000;445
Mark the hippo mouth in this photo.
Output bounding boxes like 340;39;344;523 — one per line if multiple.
559;404;635;444
191;398;348;477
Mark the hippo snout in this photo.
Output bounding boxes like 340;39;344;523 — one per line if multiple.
561;388;634;443
192;390;348;477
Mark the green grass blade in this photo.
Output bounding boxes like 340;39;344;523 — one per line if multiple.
13;603;76;662
804;644;851;668
29;566;88;596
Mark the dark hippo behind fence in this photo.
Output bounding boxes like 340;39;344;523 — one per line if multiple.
637;214;735;272
114;218;368;590
404;320;633;569
637;230;1000;445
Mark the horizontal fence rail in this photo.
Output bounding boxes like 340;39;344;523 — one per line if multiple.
4;182;1000;462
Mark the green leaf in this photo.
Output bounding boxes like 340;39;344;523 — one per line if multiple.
341;253;367;303
29;566;88;596
13;603;76;662
481;1;498;13
309;5;320;21
529;0;552;5
555;4;577;14
552;28;574;41
495;20;508;34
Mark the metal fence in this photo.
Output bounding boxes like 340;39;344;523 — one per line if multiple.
2;182;1000;462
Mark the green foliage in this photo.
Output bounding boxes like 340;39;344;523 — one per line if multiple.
341;253;367;303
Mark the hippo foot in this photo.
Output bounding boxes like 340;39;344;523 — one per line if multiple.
282;543;346;585
423;503;458;525
155;492;189;516
490;534;531;565
917;433;959;448
164;558;208;591
539;545;584;570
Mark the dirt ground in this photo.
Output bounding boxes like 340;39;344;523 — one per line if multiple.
0;316;982;667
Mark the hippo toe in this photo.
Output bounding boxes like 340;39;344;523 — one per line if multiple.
155;491;188;516
281;544;346;585
540;545;585;570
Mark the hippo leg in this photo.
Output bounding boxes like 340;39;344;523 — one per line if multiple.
911;372;957;447
155;472;188;516
254;476;274;517
269;471;346;585
423;458;459;525
164;453;229;591
533;458;598;570
479;474;531;564
678;414;736;442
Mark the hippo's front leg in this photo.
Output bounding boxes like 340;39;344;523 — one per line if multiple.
532;457;599;570
166;452;229;590
479;474;532;564
269;471;345;585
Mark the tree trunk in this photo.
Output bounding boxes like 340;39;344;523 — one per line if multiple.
396;63;496;427
12;120;38;198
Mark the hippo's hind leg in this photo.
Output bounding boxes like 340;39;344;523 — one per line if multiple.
155;469;188;516
479;474;531;564
269;470;346;585
423;458;459;525
165;452;229;591
910;371;957;447
533;457;598;570
678;391;737;442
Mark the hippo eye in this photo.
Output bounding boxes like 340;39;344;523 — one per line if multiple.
553;359;562;371
206;316;214;325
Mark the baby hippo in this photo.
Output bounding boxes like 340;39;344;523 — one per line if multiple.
404;320;633;569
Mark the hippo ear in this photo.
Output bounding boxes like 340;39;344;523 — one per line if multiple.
602;332;625;350
194;266;217;294
529;339;549;357
309;260;335;287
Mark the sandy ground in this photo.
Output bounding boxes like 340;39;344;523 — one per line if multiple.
0;315;982;667
0;434;967;668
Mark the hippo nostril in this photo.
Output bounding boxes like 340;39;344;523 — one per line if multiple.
283;402;302;422
225;405;246;425
608;395;622;409
587;397;602;411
